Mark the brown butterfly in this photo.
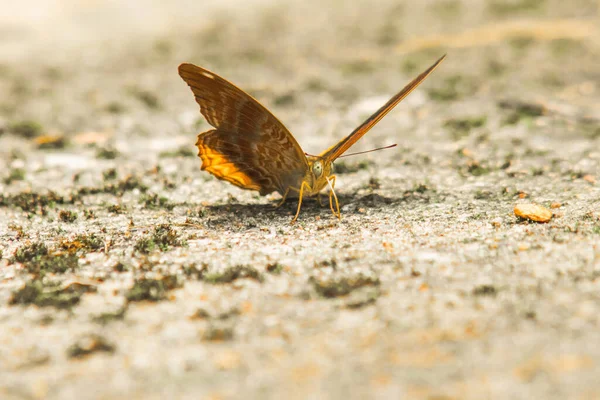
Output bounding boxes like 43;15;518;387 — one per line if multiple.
178;55;445;222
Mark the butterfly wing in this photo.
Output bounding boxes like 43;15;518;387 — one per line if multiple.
320;55;446;162
178;63;309;195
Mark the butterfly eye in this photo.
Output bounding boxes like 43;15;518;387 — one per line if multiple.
312;161;323;177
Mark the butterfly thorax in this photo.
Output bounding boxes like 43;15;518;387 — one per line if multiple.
299;157;333;196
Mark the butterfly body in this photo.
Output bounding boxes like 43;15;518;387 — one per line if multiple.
288;157;333;196
179;55;445;222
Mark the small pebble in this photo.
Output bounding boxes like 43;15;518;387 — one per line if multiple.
491;217;502;228
514;203;553;223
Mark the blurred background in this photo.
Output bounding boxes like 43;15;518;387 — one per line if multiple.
2;0;599;155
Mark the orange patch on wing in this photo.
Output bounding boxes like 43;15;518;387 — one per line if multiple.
197;140;261;191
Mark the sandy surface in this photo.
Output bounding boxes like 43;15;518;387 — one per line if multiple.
1;0;600;399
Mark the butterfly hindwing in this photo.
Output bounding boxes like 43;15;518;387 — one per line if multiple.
178;63;308;195
196;129;308;195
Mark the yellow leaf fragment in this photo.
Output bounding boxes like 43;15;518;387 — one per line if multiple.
514;203;553;223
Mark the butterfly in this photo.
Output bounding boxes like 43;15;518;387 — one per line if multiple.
178;54;445;222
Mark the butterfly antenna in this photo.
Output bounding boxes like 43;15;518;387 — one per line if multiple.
337;144;397;158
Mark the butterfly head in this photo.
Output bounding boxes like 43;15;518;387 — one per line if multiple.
305;157;333;193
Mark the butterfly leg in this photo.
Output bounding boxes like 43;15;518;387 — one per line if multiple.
291;181;310;223
275;187;291;208
327;175;341;219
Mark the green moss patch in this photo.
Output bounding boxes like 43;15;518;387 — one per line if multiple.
0;191;77;215
96;146;119;160
498;99;546;125
444;116;487;139
266;262;284;274
3;168;26;184
140;193;175;210
107;204;127;214
310;273;380;298
8;120;43;138
203;265;263;284
488;0;545;15
126;275;181;302
201;323;235;341
10;279;95;309
104;101;126;114
76;175;148;197
472;284;498;296
127;86;161;109
92;306;127;324
102;168;117;181
67;334;115;358
159;146;196;158
59;233;104;254
183;263;208;279
333;160;373;174
23;254;80;276
13;241;85;277
342;287;381;309
428;75;475;102
58;210;78;223
1;177;147;216
134;224;185;253
14;241;49;263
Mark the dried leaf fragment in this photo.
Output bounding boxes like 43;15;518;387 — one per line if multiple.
583;175;596;185
34;134;67;149
514;203;553;223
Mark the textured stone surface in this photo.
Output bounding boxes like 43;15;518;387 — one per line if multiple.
1;1;600;399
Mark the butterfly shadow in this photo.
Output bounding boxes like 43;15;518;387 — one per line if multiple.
201;189;436;224
202;197;337;222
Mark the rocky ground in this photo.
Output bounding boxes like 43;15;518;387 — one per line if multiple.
1;0;600;399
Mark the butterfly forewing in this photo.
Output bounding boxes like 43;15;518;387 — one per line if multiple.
178;63;308;195
320;54;446;162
